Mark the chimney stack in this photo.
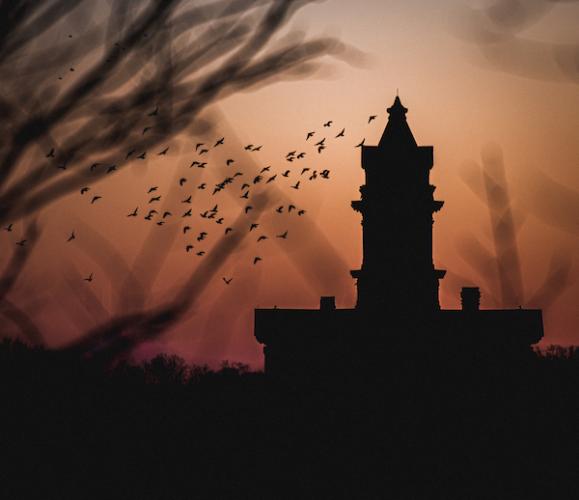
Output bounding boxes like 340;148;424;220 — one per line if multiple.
461;287;480;311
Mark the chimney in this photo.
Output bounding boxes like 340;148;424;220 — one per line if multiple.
461;287;480;311
320;296;336;311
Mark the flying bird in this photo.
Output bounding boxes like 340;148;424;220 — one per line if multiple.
126;150;135;159
320;170;330;179
253;256;262;265
298;209;306;216
127;207;138;217
4;224;13;232
226;159;235;166
317;145;326;154
355;139;365;148
162;211;172;219
195;143;204;151
84;273;94;282
306;132;315;141
106;165;117;173
286;151;296;158
277;231;288;239
197;232;207;241
244;144;254;151
183;226;191;234
156;221;165;226
368;115;377;123
249;223;259;231
225;227;233;234
222;277;233;285
251;145;262;152
46;148;55;158
253;175;262;184
240;191;249;199
266;175;277;184
179;178;187;186
282;170;290;177
214;137;225;147
291;181;300;190
301;168;310;175
182;195;192;204
297;152;306;159
276;206;283;213
335;128;345;138
196;251;205;257
182;209;192;217
142;126;152;135
257;235;268;242
149;196;161;203
80;187;90;195
148;107;158;117
198;183;206;190
288;204;296;212
137;152;146;160
323;120;333;127
260;166;271;173
147;186;158;193
245;205;253;214
186;245;194;253
158;147;169;155
199;148;209;155
315;138;326;147
90;195;102;204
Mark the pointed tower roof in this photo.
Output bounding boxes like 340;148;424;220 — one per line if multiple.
378;96;417;149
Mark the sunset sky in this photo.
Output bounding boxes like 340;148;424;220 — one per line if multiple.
1;0;578;367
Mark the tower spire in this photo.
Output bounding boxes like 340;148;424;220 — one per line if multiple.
378;95;415;149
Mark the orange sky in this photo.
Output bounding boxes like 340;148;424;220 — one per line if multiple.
1;0;578;367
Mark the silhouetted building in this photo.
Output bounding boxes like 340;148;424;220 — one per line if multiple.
255;96;543;378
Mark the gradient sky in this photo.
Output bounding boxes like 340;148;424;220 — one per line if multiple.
2;0;578;367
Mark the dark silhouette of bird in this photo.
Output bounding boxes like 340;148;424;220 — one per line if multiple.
251;145;262;152
225;227;233;234
282;170;290;177
244;144;254;151
4;224;13;232
183;226;191;234
320;169;330;179
179;178;187;186
297;152;306;159
260;166;271;173
156;221;165;226
210;204;218;212
148;107;158;117
91;195;102;204
107;165;117;173
317;145;326;154
200;211;209;218
277;231;288;239
234;172;243;177
84;273;94;282
249;223;259;231
240;191;249;199
57;162;67;170
182;195;192;204
226;159;235;166
158;147;169;155
147;186;158;193
241;183;250;190
127;207;138;217
199;148;209;155
323;120;333;127
198;183;206;190
197;162;207;168
309;171;318;181
222;277;233;285
288;204;296;212
315;138;326;147
182;209;192;217
126;150;135;159
266;175;277;183
142;126;152;135
335;128;345;138
291;181;300;190
190;161;200;168
147;209;158;217
197;232;207;241
244;205;254;214
149;196;161;203
80;187;90;195
144;214;153;221
276;206;283;213
137;152;146;160
301;168;310;175
355;138;365;148
253;256;262;265
46;148;55;158
253;175;262;184
162;211;172;219
257;235;268;242
286;156;294;163
286;151;296;158
16;239;26;246
216;218;224;224
196;251;205;257
186;245;194;252
368;115;377;123
298;209;306;216
306;131;315;141
195;143;204;151
214;137;225;147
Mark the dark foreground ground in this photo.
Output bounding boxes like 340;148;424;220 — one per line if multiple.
1;340;577;500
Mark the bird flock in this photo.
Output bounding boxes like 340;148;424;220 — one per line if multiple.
4;111;382;286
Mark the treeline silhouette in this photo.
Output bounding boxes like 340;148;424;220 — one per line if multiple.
1;339;577;499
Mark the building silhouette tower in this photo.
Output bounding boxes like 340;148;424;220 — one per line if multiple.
351;96;446;313
254;95;543;378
